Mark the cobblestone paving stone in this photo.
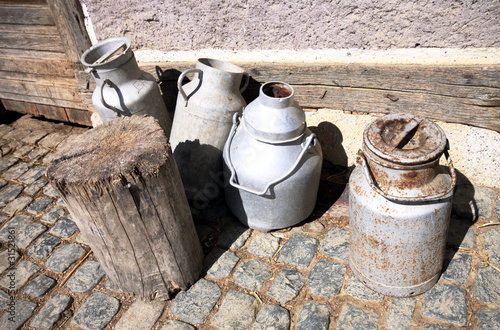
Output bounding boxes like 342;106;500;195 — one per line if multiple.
252;304;290;330
203;248;239;279
296;301;330;330
30;294;71;329
211;290;257;329
307;259;346;298
0;116;499;329
26;197;52;215
115;300;166;330
67;260;105;293
23;274;56;298
385;297;417;330
72;292;119;329
278;234;319;268
234;259;271;291
46;243;85;272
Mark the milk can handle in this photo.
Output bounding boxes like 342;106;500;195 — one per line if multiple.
358;149;457;202
177;68;203;107
240;72;250;93
100;79;122;114
225;113;316;196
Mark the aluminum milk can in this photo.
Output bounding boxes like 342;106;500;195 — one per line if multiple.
169;58;249;202
81;37;172;133
349;113;456;297
223;82;323;231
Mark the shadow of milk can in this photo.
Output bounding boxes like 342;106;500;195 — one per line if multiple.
223;82;323;231
349;113;457;297
81;37;172;134
169;59;249;202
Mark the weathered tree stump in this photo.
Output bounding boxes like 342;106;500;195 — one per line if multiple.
47;115;203;300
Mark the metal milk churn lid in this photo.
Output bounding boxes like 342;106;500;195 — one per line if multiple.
348;113;457;297
223;82;323;231
81;37;172;134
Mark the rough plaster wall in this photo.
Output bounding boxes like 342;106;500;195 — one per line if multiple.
81;0;500;51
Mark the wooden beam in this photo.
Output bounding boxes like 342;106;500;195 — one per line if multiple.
46;0;92;63
0;31;64;52
0;4;54;25
144;61;500;132
0;49;75;76
0;71;81;102
0;91;88;110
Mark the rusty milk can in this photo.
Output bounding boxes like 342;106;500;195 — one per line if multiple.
349;113;456;297
81;37;172;133
169;58;249;202
223;82;323;231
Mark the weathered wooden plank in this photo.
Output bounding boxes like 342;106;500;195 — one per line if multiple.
1;98;39;115
0;49;74;76
0;24;59;35
0;4;54;25
47;0;92;63
0;31;64;52
0;91;87;110
64;107;92;126
144;62;500;132
0;1;47;4
34;103;69;122
0;71;81;102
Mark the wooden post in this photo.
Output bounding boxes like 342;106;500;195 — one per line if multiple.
47;115;203;300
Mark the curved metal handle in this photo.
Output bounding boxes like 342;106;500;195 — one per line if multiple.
225;113;316;196
358;149;457;202
155;66;164;82
240;72;250;93
177;68;203;107
100;79;122;114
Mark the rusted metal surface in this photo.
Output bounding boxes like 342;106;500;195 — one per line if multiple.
349;113;455;297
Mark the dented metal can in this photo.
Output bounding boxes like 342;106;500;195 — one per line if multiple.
348;113;456;297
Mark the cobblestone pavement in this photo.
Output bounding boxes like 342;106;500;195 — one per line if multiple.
0;115;499;329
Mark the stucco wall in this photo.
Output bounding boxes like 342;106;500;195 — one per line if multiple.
81;0;500;51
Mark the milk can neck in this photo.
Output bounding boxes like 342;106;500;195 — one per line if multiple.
259;82;294;108
92;56;142;82
196;59;245;93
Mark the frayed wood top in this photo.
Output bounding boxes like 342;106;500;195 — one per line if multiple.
46;115;169;184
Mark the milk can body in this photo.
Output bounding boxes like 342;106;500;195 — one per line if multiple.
81;37;171;133
349;113;456;297
223;82;322;231
169;59;249;202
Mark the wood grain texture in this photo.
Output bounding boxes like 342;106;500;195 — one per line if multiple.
0;49;75;76
47;0;92;63
46;116;204;300
0;4;54;25
145;61;500;132
0;71;81;102
0;31;64;52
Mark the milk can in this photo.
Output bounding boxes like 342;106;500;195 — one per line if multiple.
169;58;249;202
81;37;171;133
349;113;456;297
223;82;323;231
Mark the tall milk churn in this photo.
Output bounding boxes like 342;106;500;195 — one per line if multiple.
81;37;172;134
169;58;249;202
349;113;456;297
223;82;323;231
